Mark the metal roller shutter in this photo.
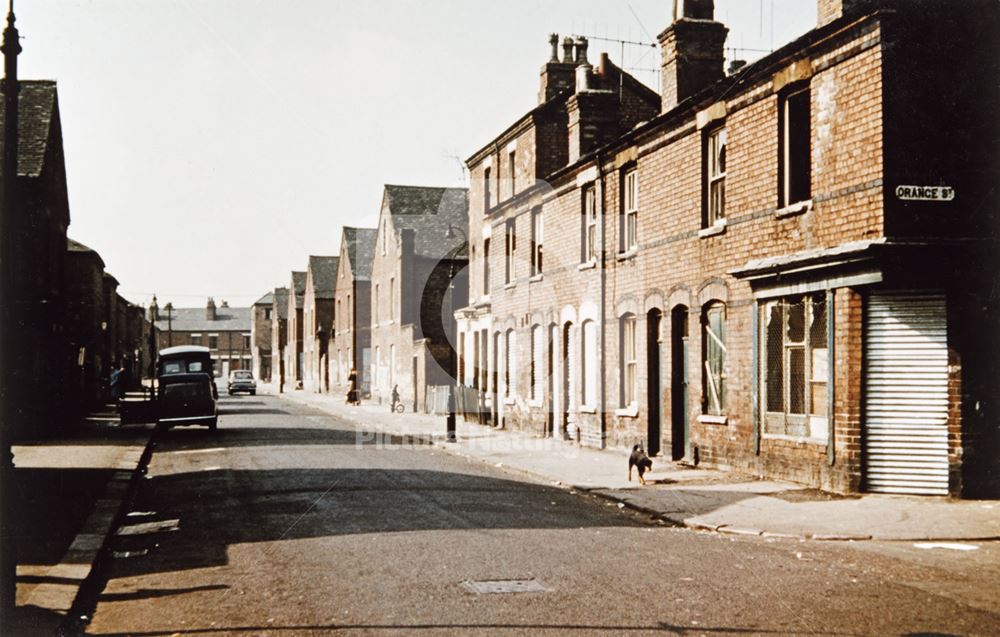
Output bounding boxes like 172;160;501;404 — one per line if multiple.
864;292;949;495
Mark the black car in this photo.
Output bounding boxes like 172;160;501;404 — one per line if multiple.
156;346;218;430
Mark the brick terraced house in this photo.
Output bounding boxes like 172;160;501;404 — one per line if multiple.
302;256;338;393
250;291;274;382
283;271;307;390
152;297;252;378
269;287;289;392
328;227;377;397
454;0;999;497
369;185;468;410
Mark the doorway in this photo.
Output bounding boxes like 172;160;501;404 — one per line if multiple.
547;324;556;437
646;309;664;456
561;322;572;439
671;306;690;461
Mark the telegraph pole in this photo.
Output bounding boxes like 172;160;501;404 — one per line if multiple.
0;0;20;626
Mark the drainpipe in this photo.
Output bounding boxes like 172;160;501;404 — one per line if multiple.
597;154;607;449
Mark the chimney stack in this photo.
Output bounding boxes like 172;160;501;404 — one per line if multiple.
149;295;159;322
817;0;863;27
206;297;217;321
539;33;576;104
574;37;593;92
658;0;728;112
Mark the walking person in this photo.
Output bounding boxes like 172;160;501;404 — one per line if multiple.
109;365;125;404
346;368;359;405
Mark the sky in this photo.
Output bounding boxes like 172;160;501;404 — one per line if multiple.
15;0;816;309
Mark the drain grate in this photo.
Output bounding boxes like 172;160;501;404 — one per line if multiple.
462;579;549;595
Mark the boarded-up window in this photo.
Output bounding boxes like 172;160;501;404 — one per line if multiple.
702;303;727;415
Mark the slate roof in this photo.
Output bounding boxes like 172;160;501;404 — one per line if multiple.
290;271;306;309
0;80;59;178
272;287;289;320
253;291;274;307
308;256;339;300
153;306;251;333
342;227;377;281
382;185;469;259
67;237;105;267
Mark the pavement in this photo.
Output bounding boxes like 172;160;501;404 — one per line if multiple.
11;402;156;636
278;388;1000;543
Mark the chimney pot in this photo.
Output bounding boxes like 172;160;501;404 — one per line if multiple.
562;37;575;64
575;36;589;65
674;0;715;21
549;33;560;62
728;59;747;75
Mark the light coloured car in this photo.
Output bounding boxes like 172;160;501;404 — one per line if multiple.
227;370;257;396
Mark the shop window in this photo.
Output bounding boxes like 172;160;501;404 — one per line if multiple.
761;293;828;438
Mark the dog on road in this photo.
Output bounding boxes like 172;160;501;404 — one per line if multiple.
628;444;653;485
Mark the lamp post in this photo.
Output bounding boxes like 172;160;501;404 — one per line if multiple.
444;223;467;443
164;302;173;347
0;1;19;624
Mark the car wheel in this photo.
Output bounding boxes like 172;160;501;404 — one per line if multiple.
250;390;256;395
208;417;218;431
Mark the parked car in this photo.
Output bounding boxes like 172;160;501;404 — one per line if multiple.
156;346;218;431
227;370;257;395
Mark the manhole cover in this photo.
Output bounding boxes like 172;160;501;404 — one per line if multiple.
462;579;549;594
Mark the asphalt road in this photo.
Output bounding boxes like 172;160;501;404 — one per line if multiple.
82;394;1000;637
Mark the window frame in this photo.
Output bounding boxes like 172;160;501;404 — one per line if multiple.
504;219;516;285
483;166;492;211
581;320;597;408
482;238;491;296
621;167;638;253
779;85;812;209
619;314;638;408
582;185;598;263
530;207;543;277
760;293;828;439
702;302;727;416
507;149;517;199
704;126;727;228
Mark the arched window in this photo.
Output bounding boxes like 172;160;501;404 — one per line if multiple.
619;314;638;407
581;320;597;407
531;325;544;401
702;302;727;415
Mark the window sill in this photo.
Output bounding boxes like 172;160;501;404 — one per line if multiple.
578;260;597;271
616;248;638;262
615;405;639;418
529;274;543;283
775;199;813;219
697;414;728;425
698;220;727;238
504;283;516;291
503;397;515;406
529;399;543;408
761;433;827;445
579;404;597;414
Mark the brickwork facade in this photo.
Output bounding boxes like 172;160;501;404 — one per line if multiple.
455;2;1000;496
